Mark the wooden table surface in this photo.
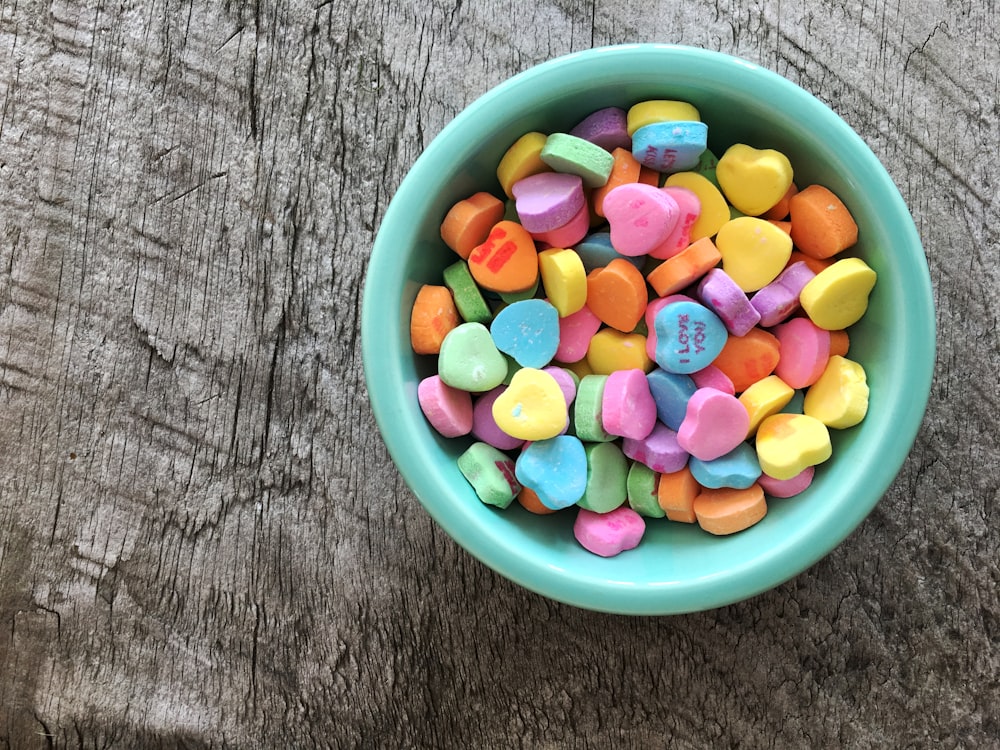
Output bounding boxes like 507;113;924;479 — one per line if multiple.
1;1;997;747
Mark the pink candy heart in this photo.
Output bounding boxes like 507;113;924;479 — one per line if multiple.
677;388;750;461
603;182;680;256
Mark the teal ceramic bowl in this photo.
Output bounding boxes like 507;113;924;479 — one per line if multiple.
361;44;935;615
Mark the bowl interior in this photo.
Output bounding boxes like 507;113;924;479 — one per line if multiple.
362;45;935;615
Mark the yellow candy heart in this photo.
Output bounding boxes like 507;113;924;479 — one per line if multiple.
738;375;795;436
799;257;877;330
496;132;551;198
586;329;653;375
626;100;702;136
755;413;832;480
538;247;587;317
663;171;730;241
716;143;794;216
492;368;568;441
804;355;870;428
715;217;793;292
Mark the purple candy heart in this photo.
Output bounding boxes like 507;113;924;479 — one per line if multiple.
511;172;585;233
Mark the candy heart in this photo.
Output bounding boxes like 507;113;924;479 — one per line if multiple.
755;413;832;480
714;216;792;292
467;220;539;294
696;267;761;336
653;300;727;374
573;506;646;557
631;120;708;173
490;298;560;368
511;171;586;233
437;322;508;393
803;355;870;429
688;441;761;489
621;420;689;474
648;186;701;259
515;434;587;509
677;387;750;462
602;368;657;440
716;143;794;216
585;258;648;332
646;368;697;430
492;368;568;441
577;441;629;513
602;182;680;256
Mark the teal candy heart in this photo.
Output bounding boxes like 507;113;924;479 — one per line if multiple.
514;434;587;509
438;322;509;392
489;299;560;369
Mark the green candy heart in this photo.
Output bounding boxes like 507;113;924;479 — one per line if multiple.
438;322;508;393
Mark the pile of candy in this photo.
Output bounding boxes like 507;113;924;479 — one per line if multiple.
408;100;875;557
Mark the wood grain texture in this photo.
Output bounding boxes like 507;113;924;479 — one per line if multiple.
1;0;997;747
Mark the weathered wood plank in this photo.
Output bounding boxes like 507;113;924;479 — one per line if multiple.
1;0;997;748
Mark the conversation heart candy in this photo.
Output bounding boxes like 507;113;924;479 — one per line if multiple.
657;465;700;523
646;368;698;430
715;216;793;292
490;298;560;368
621;420;689;474
577;441;629;513
755;413;832;480
739;374;795;436
688;441;761;490
573;506;646;557
417;375;474;438
511;171;586;233
586;258;648;333
799;257;877;330
457;442;521;508
555;304;602;363
696;267;761;336
626;461;664;518
569;106;631;152
750;260;816;327
586;329;653;375
773;316;831;389
575;232;645;273
515;434;588;509
632;121;708;173
438;322;508;392
537;247;587;317
663;171;730;241
602;368;657;440
757;466;815;498
653;300;727;374
677;387;750;461
471;386;526;451
497;131;550;198
602;182;680;256
574;374;613;443
693;484;767;535
492;367;568;441
468;220;539;293
803;355;870;428
648;186;701;259
542;365;578;407
716;143;794;216
540;132;616;188
626;100;701;135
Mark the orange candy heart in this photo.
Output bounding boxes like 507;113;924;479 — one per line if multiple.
585;258;648;332
468;220;539;293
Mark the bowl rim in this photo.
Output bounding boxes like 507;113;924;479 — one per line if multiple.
362;43;936;615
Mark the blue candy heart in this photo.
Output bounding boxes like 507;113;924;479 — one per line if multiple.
689;442;762;489
515;435;587;509
654;300;727;374
490;299;560;368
